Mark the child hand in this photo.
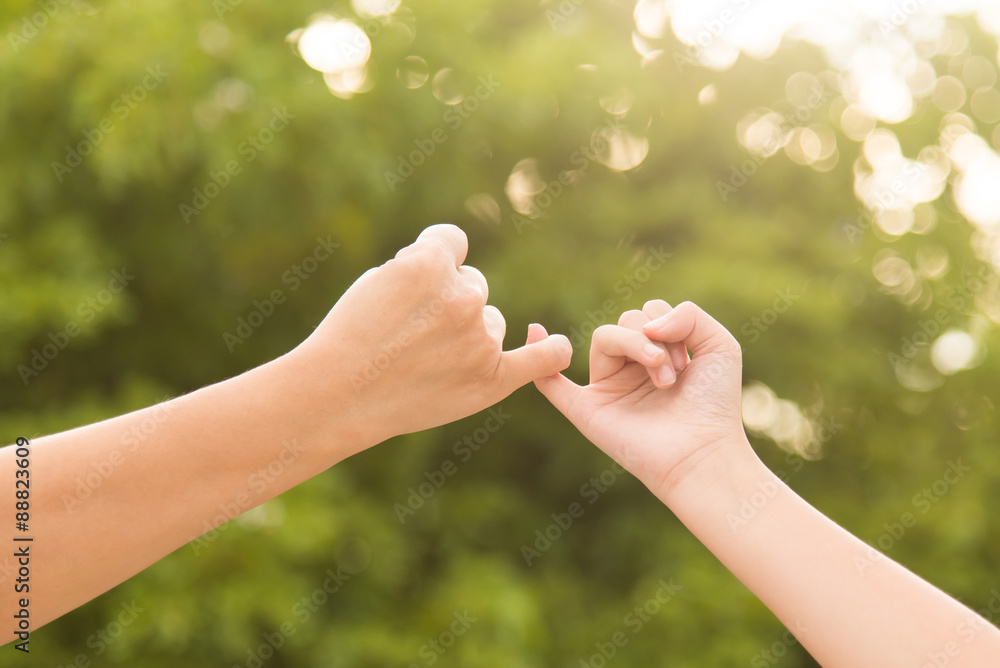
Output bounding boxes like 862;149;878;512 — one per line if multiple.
531;300;749;500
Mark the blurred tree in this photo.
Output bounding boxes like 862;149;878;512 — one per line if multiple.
2;0;999;666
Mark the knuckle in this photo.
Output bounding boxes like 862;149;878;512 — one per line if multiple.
429;222;464;238
484;303;505;323
393;245;425;267
459;266;489;296
673;300;702;323
616;309;643;326
396;246;450;282
483;306;506;336
420;243;452;267
537;346;562;372
553;338;573;369
593;324;619;341
450;284;484;315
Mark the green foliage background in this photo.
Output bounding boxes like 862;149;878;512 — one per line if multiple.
2;0;1000;665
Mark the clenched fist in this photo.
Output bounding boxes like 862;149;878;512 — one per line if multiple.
289;224;573;450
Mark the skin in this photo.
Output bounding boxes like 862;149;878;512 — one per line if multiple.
0;224;572;641
531;298;1000;668
5;229;999;662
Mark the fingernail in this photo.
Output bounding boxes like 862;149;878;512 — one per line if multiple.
669;347;688;371
643;343;664;361
657;365;676;386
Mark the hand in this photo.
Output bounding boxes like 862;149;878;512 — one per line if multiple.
531;300;749;501
287;224;572;451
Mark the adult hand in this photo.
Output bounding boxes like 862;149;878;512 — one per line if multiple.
290;224;572;450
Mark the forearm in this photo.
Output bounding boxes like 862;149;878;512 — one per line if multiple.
4;351;366;637
659;439;1000;667
0;224;566;644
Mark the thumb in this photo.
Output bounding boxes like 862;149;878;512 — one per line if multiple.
504;324;581;415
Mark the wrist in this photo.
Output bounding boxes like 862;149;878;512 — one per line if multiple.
654;433;770;511
248;349;381;466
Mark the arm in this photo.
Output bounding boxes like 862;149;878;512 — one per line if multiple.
1;224;572;640
531;299;1000;667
